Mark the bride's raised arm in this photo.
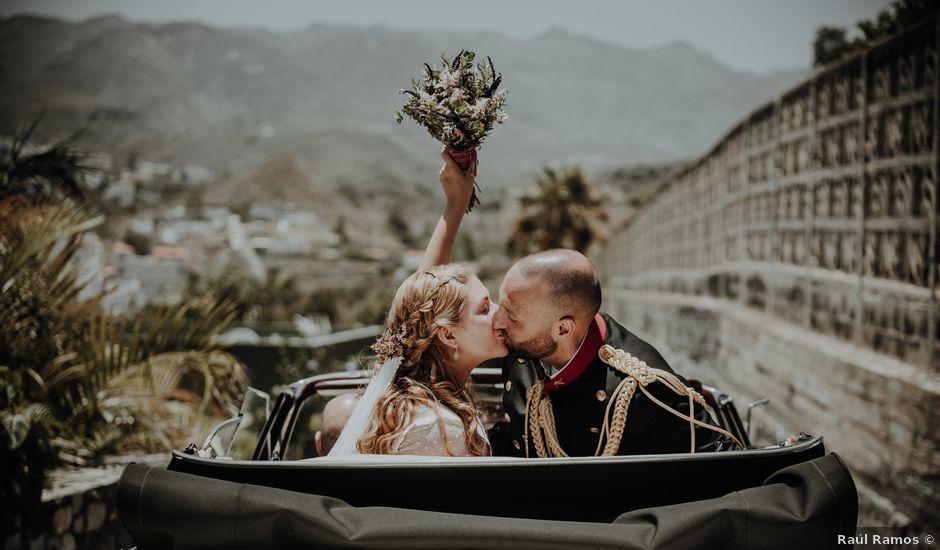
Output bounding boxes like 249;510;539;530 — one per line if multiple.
418;147;477;270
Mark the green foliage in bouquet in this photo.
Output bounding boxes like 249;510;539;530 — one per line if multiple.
396;50;507;152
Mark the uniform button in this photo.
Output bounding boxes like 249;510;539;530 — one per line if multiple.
504;380;512;392
596;390;607;402
503;413;511;422
513;440;521;450
590;427;600;434
517;358;526;364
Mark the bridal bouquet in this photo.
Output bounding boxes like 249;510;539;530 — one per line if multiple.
396;50;508;212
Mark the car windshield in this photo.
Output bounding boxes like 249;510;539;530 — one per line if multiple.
227;387;270;460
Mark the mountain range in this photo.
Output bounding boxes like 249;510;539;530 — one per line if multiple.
0;14;807;190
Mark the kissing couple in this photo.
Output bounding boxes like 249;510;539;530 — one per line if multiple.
329;149;739;458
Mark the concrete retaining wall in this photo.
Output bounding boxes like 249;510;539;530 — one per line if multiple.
605;289;940;533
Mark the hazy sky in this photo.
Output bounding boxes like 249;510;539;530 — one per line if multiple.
1;0;889;74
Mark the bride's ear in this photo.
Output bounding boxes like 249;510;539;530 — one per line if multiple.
435;325;458;352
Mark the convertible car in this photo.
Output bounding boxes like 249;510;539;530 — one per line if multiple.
117;368;859;549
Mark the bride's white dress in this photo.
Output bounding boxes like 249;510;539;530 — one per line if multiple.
391;403;489;456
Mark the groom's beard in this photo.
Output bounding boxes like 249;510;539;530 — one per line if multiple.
507;331;557;362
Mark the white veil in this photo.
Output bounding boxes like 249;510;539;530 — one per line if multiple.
327;356;402;456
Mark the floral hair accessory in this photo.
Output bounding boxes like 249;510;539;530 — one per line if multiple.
371;324;409;364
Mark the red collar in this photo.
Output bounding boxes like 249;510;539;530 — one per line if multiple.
543;314;607;396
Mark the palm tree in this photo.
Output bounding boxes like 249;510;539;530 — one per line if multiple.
0;123;247;530
185;264;303;324
0;118;91;205
249;267;302;322
506;166;609;257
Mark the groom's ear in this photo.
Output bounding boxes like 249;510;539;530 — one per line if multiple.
556;317;576;339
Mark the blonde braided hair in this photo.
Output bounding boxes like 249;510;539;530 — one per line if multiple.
358;265;490;456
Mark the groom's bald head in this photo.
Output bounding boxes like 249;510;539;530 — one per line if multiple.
508;249;601;322
495;249;601;362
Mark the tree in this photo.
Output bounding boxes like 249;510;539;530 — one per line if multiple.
457;232;478;262
304;287;343;323
122;229;153;255
0;118;91;205
0;123;247;531
1;197;247;530
812;0;939;67
386;209;416;247
506;166;608;258
189;263;311;323
246;267;302;322
334;216;349;246
813;26;851;67
858;0;938;41
892;0;940;28
185;187;205;219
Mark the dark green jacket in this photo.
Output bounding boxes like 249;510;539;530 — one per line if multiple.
490;313;725;457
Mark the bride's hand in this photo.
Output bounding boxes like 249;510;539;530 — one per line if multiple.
439;147;475;211
420;147;474;269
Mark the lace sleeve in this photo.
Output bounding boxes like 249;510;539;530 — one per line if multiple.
392;405;473;456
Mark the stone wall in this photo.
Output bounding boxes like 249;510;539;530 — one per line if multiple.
5;455;165;550
600;16;939;369
604;290;940;533
598;16;939;535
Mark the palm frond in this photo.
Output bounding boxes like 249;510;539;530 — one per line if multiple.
76;296;239;404
97;349;247;453
39;353;87;391
1;121;92;203
0;199;104;294
0;402;52;450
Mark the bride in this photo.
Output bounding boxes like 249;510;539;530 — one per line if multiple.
329;148;507;457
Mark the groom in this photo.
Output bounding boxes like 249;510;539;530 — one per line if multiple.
489;249;728;458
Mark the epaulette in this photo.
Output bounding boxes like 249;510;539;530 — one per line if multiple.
595;345;740;454
524;345;742;458
598;345;706;407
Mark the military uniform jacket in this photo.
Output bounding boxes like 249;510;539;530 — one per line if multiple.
490;313;724;457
